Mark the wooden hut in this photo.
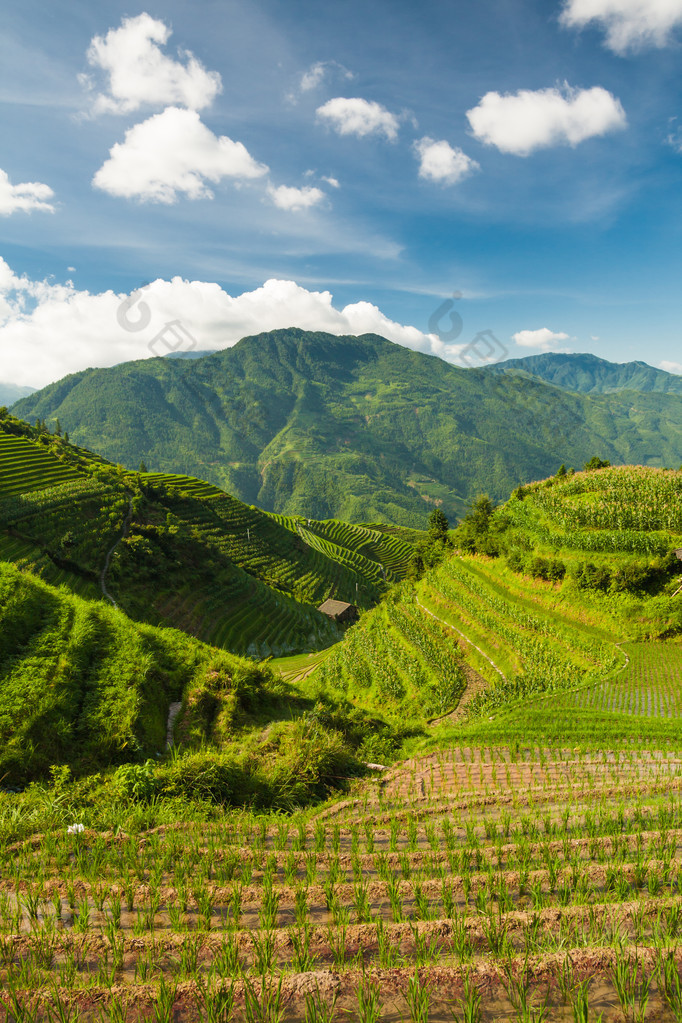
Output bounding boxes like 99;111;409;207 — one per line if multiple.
317;599;359;624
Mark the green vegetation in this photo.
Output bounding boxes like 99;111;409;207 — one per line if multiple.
0;412;419;657
3;437;682;1021
14;329;682;526
487;350;682;395
0;560;273;785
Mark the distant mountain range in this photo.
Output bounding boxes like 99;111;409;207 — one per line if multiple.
487;352;682;395
0;382;35;406
12;331;682;526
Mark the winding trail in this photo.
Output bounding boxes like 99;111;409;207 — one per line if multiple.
615;641;631;673
166;702;183;748
415;596;508;683
100;496;134;608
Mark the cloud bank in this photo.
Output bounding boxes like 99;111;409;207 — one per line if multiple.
0;260;468;388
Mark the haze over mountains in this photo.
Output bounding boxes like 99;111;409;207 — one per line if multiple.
13;330;682;526
0;383;36;406
487;353;682;396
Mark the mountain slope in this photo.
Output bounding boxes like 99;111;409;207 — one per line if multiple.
0;382;35;405
13;328;682;526
0;559;275;784
487;352;682;395
0;412;416;656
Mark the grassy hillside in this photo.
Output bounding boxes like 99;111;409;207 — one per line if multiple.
0;413;417;657
487;351;682;395
0;560;275;785
14;329;682;526
307;465;682;737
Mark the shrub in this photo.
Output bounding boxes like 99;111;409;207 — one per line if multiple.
113;760;158;801
506;550;526;573
574;561;611;592
527;556;566;582
160;750;264;806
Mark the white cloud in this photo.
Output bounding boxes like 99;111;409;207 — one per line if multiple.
82;13;222;114
413;137;479;185
92;107;268;203
294;60;354;98
466;84;626;156
300;62;327;93
322;176;340;188
660;360;682;375
512;327;571;351
666;118;682;153
590;335;600;340
267;183;325;211
316;97;400;141
0;168;55;216
560;0;682;54
0;261;471;388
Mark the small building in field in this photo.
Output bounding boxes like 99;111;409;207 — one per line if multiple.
317;599;359;624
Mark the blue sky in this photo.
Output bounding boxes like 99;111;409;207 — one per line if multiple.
0;0;681;386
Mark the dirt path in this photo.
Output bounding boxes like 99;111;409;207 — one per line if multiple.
166;701;183;748
100;496;134;608
416;597;508;682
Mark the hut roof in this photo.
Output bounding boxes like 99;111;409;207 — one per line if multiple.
317;599;355;616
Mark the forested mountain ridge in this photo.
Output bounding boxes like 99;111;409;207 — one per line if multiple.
486;352;682;395
13;328;682;525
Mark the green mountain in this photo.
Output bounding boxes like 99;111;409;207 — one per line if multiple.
0;412;417;657
13;328;682;526
487;352;682;395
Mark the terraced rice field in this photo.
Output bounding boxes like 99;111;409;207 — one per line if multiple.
5;745;682;1022
571;643;682;718
0;434;82;497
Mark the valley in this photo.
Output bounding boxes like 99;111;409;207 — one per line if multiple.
3;354;682;1023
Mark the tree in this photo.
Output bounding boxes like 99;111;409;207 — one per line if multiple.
556;463;567;477
584;456;611;471
428;508;449;540
139;461;148;473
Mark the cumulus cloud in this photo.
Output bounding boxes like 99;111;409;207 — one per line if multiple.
322;176;340;188
82;12;222;114
316;97;400;140
466;84;626;156
92;107;268;203
512;328;571;350
660;360;682;375
0;168;55;216
267;183;326;211
413;137;479;185
560;0;682;54
0;260;472;388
